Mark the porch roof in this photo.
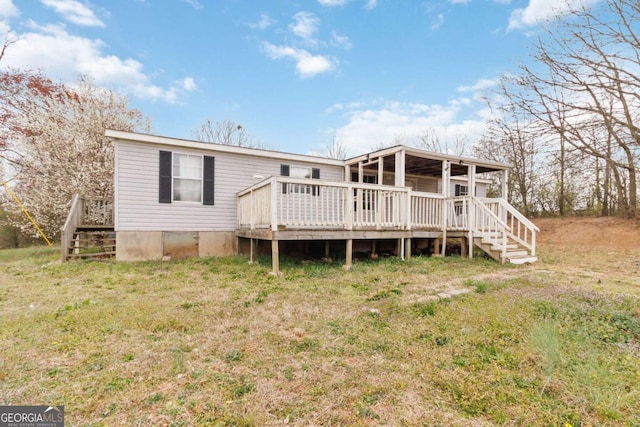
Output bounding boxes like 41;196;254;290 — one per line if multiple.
346;145;512;177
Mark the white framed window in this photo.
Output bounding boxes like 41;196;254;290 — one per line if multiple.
280;164;320;195
351;172;378;184
290;166;312;179
455;184;469;197
173;153;203;202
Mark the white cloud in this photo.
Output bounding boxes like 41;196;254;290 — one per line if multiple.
182;77;196;91
457;78;498;93
508;0;601;30
262;42;334;78
249;12;275;30
329;99;487;155
318;0;349;6
1;21;193;103
331;31;352;50
448;0;471;4
0;0;19;20
184;0;203;10
364;0;377;9
431;13;444;31
289;11;319;44
40;0;104;27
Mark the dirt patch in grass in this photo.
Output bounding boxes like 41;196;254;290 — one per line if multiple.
535;216;640;249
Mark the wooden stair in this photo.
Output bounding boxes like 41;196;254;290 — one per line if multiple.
66;226;115;260
474;235;537;265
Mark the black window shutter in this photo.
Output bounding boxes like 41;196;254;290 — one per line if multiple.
159;151;172;203
203;156;215;205
455;184;461;197
312;168;320;196
280;164;289;194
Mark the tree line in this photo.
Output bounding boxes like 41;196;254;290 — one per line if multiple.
475;0;639;219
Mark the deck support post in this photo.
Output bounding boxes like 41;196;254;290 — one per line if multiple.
345;239;353;270
249;238;255;263
325;241;330;259
271;240;280;276
461;237;468;258
371;240;377;257
434;238;441;256
397;238;403;260
405;238;412;260
468;164;476;260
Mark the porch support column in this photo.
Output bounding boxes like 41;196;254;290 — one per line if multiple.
467;164;476;259
441;160;450;256
502;169;509;201
378;156;384;185
358;161;364;183
271;240;280;276
344;164;351;182
394;150;406;187
344;239;353;270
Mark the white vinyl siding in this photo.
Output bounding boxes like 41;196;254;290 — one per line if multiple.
115;141;344;232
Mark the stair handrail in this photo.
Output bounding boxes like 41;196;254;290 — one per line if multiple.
496;198;539;256
61;194;83;261
470;196;511;262
496;198;540;233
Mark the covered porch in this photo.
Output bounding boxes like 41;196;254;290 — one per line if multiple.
236;146;539;274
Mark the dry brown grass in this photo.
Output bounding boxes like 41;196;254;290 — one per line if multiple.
1;217;639;426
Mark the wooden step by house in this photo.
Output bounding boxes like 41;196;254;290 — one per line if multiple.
473;236;537;265
66;227;116;260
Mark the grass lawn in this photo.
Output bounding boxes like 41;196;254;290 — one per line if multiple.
0;243;639;426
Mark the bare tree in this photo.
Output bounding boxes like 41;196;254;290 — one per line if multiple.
480;0;640;218
0;35;17;63
475;88;541;216
323;131;351;159
192;119;260;148
509;0;640;218
419;128;469;156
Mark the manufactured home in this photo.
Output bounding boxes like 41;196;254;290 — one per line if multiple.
61;130;539;272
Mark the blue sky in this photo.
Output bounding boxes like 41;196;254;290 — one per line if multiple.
0;0;597;156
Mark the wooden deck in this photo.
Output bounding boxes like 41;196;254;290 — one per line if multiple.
236;177;539;272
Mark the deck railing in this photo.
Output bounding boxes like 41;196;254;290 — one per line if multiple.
411;192;443;229
61;195;114;261
237;179;537;256
481;198;539;255
470;196;510;261
238;177;412;231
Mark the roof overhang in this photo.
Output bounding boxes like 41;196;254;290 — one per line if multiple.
105;130;346;167
346;145;511;176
